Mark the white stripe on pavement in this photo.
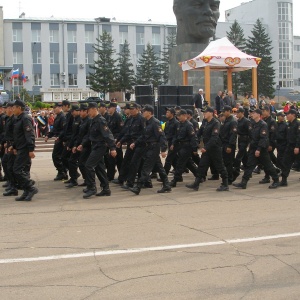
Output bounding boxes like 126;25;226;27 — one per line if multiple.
1;231;300;264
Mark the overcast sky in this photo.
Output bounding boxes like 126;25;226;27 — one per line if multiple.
1;0;299;35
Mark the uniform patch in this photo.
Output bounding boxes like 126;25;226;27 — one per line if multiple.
103;126;109;131
214;129;219;133
261;130;267;135
270;126;275;131
158;127;163;133
233;127;237;132
25;126;31;132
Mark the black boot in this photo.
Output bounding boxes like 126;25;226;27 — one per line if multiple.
207;175;219;180
129;184;141;195
157;180;172;193
96;189;111;196
169;180;177;187
259;177;270;184
83;189;97;199
269;179;279;189
280;176;288;187
23;187;38;201
15;191;29;201
3;189;18;196
65;181;78;188
217;178;229;191
54;173;67;181
185;178;201;191
232;179;247;189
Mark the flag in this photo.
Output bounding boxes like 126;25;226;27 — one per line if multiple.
10;68;19;82
21;71;26;83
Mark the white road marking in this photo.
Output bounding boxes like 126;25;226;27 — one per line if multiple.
1;232;300;264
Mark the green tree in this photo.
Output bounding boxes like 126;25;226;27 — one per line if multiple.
89;31;118;99
226;20;247;96
115;40;136;92
242;19;276;97
136;43;162;87
160;32;177;84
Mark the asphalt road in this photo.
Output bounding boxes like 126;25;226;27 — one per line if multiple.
0;152;300;300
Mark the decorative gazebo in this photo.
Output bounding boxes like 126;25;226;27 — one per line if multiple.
179;37;261;105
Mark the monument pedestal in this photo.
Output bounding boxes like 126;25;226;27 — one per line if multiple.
169;43;224;106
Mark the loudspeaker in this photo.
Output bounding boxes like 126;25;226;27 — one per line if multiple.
158;95;178;106
178;85;193;96
178;95;194;106
135;95;154;106
135;85;153;96
158;85;178;96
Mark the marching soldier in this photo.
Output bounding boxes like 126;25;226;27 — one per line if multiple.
275;112;287;173
78;102;116;198
233;109;279;189
12;100;38;201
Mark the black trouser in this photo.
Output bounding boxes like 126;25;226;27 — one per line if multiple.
234;141;249;171
222;145;236;183
197;146;228;181
173;144;194;182
68;151;80;182
276;143;286;172
13;148;34;191
139;144;168;185
126;146;145;185
2;152;16;188
85;146;109;191
243;148;279;182
263;148;278;179
78;147;91;182
118;145;135;183
164;142;178;175
281;145;300;179
61;143;71;174
106;147;123;180
52;140;65;174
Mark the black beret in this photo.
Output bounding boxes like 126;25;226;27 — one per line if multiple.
130;103;139;109
79;103;88;110
123;103;131;109
99;102;107;108
165;107;176;115
177;109;187;115
87;102;98;109
186;109;193;116
13;99;25;108
108;102;117;108
62;100;70;106
253;109;262;115
287;109;298;115
203;106;214;113
71;104;80;111
142;105;154;114
53;102;62;108
237;107;245;113
276;111;285;117
222;105;232;112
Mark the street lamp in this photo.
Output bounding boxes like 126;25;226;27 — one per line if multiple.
276;84;280;108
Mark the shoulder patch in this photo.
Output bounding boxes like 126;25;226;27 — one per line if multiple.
103;125;109;131
25;126;31;132
261;130;267;135
233;127;237;132
158;127;163;133
270;125;275;130
214;129;219;133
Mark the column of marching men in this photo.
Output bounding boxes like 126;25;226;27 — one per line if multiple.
1;99;300;201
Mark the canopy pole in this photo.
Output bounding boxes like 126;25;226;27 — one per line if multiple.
252;68;258;100
227;68;233;92
204;66;211;105
183;71;188;86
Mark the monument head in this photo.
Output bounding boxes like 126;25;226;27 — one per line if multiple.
173;0;220;45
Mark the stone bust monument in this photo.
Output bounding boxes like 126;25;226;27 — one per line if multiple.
173;0;220;45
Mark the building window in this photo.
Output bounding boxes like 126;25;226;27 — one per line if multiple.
279;41;293;60
136;33;144;45
50;73;60;85
32;30;41;42
86;75;90;86
278;22;292;40
33;52;41;64
294;45;300;51
50;52;59;64
278;2;293;22
13;52;23;64
68;74;77;86
85;31;94;43
294;62;300;69
67;30;77;43
34;73;42;85
49;30;59;42
85;52;94;64
68;52;77;64
279;61;293;88
13;29;22;42
119;32;128;44
152;33;160;45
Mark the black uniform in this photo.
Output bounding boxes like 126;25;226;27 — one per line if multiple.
163;116;179;175
189;117;200;165
120;114;145;186
242;120;279;183
12;112;36;192
0;112;6;179
196;118;228;185
233;116;252;178
281;118;300;181
67;115;81;183
276;120;288;172
82;114;115;192
106;111;124;180
47;111;66;176
172;120;198;183
219;115;237;183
